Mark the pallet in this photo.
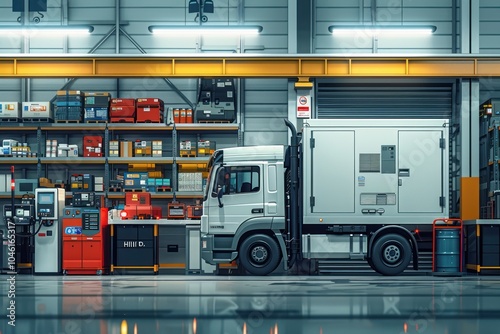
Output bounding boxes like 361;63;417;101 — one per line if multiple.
198;120;233;123
110;118;135;123
136;120;163;124
123;188;147;192
179;153;197;158
85;120;108;123
55;120;82;123
156;186;172;192
0;118;20;123
108;187;123;192
22;118;53;123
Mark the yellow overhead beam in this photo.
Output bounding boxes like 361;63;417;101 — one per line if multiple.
2;55;500;78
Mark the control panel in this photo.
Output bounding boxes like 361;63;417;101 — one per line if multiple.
72;192;96;207
3;204;35;225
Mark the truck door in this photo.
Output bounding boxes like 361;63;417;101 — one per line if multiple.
206;165;264;234
398;130;444;213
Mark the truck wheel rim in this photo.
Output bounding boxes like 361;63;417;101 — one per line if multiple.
251;245;268;264
383;244;401;264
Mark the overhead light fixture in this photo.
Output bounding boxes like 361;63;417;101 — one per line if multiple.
148;25;263;36
328;25;436;36
0;25;94;36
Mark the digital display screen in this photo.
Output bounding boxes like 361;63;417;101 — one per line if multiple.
19;183;34;192
38;193;54;205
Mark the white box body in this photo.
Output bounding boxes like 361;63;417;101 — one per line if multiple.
22;102;53;120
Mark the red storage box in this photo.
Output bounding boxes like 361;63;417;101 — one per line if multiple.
136;98;164;108
83;136;103;157
136;106;163;123
111;98;136;106
110;106;136;118
125;192;151;206
110;117;135;123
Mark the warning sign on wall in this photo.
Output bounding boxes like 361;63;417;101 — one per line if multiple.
297;93;311;118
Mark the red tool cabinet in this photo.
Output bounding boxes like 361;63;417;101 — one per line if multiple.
62;207;109;275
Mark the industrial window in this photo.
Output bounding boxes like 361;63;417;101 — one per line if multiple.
212;166;260;196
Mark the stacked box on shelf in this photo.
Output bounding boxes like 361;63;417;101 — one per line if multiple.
57;144;78;157
0;102;21;122
120;141;133;157
55;90;83;121
152;140;162;157
136;98;164;123
173;108;194;123
180;140;197;157
123;172;148;190
22;102;52;122
197;140;216;156
178;172;203;192
83;136;103;157
84;92;110;122
95;176;104;192
109;140;120;157
110;98;136;123
71;174;95;192
134;140;152;157
45;139;57;157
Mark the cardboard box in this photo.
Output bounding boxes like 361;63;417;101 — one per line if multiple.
57;90;82;96
109;140;120;157
197;140;216;156
120;141;133;157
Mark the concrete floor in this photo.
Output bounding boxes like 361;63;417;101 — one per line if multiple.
0;275;499;334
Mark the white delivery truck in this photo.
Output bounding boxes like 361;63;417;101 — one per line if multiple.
201;119;449;275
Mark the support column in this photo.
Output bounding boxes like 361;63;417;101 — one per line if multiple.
459;0;480;220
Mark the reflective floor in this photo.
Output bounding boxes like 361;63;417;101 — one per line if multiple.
1;274;499;334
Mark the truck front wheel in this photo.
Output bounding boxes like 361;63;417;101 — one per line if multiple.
371;234;412;276
239;234;281;275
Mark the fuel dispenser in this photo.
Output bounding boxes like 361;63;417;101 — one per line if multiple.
34;188;65;274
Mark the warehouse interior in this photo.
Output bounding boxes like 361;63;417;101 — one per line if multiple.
1;0;500;333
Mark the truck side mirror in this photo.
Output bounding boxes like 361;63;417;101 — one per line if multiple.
217;187;224;208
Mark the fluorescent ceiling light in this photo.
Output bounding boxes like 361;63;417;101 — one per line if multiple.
0;25;94;36
329;25;436;36
148;25;263;36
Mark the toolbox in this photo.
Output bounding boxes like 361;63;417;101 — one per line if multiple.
167;202;186;219
83;136;103;157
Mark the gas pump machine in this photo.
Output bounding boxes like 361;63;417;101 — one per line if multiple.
34;188;65;274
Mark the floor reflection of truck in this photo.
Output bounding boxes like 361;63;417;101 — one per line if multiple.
201;119;449;275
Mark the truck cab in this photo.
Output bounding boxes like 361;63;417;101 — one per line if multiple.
200;146;287;275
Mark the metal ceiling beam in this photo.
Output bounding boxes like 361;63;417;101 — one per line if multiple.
3;55;500;78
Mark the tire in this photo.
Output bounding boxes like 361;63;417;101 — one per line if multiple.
371;234;412;276
238;234;281;275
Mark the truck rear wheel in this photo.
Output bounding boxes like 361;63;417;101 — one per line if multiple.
239;234;281;275
371;234;412;276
